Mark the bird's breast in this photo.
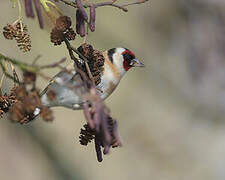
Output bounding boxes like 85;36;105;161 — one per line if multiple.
97;61;120;100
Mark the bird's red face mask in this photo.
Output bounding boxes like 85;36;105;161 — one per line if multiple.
122;49;145;71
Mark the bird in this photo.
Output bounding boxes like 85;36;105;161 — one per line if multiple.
38;47;144;113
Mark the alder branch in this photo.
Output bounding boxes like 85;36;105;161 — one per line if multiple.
122;0;149;7
57;0;149;12
0;52;66;81
39;57;66;69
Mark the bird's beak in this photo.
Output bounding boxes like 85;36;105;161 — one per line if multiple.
130;59;145;67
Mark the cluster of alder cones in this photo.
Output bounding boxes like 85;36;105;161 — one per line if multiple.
50;16;76;45
51;16;105;85
3;22;31;52
77;43;105;85
79;116;120;148
0;71;53;123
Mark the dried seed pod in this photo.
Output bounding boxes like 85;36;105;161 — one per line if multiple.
75;0;88;21
56;16;72;32
0;95;11;117
79;115;122;162
15;32;31;52
50;16;76;45
92;50;105;67
79;124;96;146
15;22;28;32
10;88;43;124
15;86;27;100
50;27;64;45
77;43;94;59
24;0;35;18
89;4;96;32
3;24;16;40
14;22;31;52
77;43;105;85
3;22;31;52
23;71;36;84
65;28;76;41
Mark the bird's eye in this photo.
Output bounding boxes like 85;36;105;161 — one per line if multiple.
123;53;133;62
122;49;136;71
122;50;135;64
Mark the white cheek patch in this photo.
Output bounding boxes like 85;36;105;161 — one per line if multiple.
113;49;126;76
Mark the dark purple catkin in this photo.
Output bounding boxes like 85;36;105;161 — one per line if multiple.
94;137;103;162
76;9;82;34
75;0;88;21
24;0;35;18
33;0;44;29
76;9;86;37
79;12;86;37
89;4;96;32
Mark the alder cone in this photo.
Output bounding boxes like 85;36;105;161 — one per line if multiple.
77;43;105;85
56;16;72;32
50;16;76;46
79;124;95;146
3;22;31;52
3;24;15;40
77;43;94;59
65;28;76;40
50;27;64;45
0;95;11;116
23;71;36;84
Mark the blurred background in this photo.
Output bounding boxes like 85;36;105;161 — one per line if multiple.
1;0;225;179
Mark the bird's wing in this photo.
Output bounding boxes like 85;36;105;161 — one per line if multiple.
40;64;85;109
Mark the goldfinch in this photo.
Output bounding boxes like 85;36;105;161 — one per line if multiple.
40;47;144;110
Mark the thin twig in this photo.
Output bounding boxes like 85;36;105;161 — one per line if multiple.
9;62;20;84
122;0;149;7
57;0;149;12
0;63;6;89
94;1;128;12
0;61;20;83
63;38;95;85
57;0;77;8
0;53;60;81
32;55;42;65
69;46;96;85
39;57;66;68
